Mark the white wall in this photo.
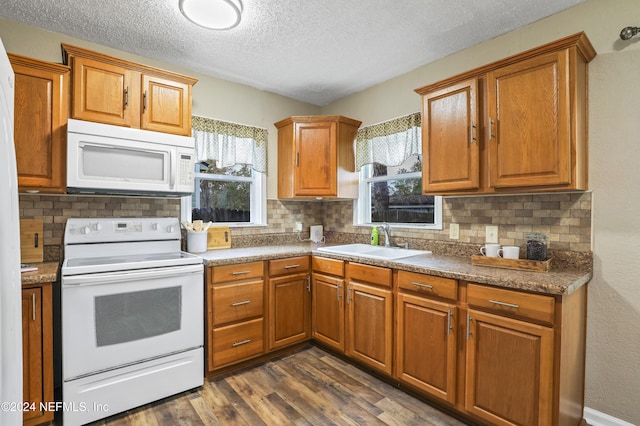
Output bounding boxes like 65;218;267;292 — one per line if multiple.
321;0;640;422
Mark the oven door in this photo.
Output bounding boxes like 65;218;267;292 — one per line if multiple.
62;263;203;380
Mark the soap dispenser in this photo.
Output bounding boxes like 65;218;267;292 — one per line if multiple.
371;226;379;245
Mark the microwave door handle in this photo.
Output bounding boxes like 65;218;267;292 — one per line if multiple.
169;150;176;189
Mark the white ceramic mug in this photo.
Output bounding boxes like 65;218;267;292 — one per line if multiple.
498;245;520;259
480;243;501;257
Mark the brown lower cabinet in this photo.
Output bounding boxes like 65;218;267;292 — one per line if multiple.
311;257;345;351
207;256;312;375
395;272;458;405
207;255;587;425
207;261;265;372
22;283;53;426
465;308;554;425
345;262;393;375
267;256;311;350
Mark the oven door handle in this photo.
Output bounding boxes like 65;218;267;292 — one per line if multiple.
62;264;203;287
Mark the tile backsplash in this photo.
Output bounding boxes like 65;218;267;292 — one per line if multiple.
19;191;591;263
19;194;181;261
323;192;592;252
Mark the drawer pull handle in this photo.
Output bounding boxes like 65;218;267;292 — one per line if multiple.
447;310;452;335
337;284;342;301
231;300;250;307
466;314;472;340
32;293;36;322
489;299;520;309
284;264;300;269
232;339;251;347
231;270;251;275
412;282;433;289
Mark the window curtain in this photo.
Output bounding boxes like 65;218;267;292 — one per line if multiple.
192;115;268;173
355;112;421;170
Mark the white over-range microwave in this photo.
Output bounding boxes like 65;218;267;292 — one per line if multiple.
67;119;195;196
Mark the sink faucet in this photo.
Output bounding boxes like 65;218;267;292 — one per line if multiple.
378;222;391;247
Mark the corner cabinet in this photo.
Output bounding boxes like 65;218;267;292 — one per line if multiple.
9;54;69;193
275;116;361;199
22;283;54;426
416;32;596;195
267;256;311;350
62;44;197;136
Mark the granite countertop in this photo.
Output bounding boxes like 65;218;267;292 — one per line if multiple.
21;262;59;287
197;243;592;296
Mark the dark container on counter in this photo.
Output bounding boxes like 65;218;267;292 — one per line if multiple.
526;232;548;261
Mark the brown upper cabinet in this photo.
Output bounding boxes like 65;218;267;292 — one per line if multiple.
416;32;596;195
10;54;69;193
275;115;361;199
62;44;197;136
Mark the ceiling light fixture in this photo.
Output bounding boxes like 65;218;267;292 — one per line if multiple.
179;0;243;30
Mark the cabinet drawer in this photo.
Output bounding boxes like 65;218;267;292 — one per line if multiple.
467;283;555;326
269;256;310;276
212;280;264;326
212;318;264;369
348;263;392;287
398;271;457;301
312;256;344;277
211;261;263;284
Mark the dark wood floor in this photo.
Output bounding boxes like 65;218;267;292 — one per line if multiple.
90;345;468;425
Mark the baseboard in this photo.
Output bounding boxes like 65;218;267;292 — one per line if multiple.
584;407;635;426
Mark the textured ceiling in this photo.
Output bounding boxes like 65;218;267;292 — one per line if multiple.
0;0;584;106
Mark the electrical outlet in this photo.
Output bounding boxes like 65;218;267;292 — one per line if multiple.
449;223;460;240
485;225;499;244
295;222;303;232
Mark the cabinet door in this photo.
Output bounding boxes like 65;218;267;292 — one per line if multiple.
268;272;311;350
346;282;393;375
422;78;480;192
396;293;457;404
11;56;69;193
70;56;141;128
141;74;191;136
465;309;554;426
22;286;54;426
311;273;345;351
294;121;337;196
487;50;571;188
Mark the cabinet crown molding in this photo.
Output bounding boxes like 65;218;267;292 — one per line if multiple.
415;31;595;95
61;43;198;85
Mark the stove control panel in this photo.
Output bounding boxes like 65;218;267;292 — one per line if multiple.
64;217;182;244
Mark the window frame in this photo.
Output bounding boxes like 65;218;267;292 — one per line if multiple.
354;162;443;230
181;166;267;227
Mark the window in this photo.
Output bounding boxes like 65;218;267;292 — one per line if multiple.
181;116;267;226
355;113;442;229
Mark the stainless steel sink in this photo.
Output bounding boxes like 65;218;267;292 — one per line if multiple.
316;243;431;260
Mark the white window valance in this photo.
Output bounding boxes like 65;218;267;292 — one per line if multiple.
355;112;421;170
192;115;268;173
